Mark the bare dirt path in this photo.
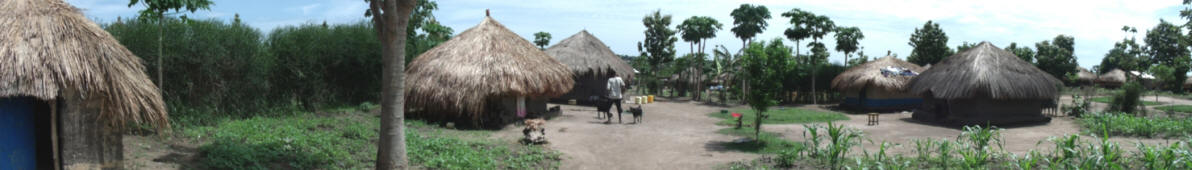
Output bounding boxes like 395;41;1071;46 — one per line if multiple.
494;98;758;170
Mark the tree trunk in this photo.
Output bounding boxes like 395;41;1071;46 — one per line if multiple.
157;14;164;91
374;0;417;169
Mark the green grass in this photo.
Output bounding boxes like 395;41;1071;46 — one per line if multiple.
715;127;805;154
710;108;848;126
1079;112;1192;138
1155;105;1192;113
182;106;560;169
1090;96;1163;106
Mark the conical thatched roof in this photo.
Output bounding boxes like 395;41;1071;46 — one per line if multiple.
1184;76;1192;88
0;0;166;128
908;42;1062;99
547;30;634;80
1076;67;1095;82
405;16;574;117
1096;69;1127;84
832;56;926;91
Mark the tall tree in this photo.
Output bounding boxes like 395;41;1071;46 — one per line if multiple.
367;0;417;168
740;38;789;139
731;4;771;52
781;8;816;57
1034;35;1080;84
639;10;679;94
1144;20;1191;91
127;0;214;90
833;26;863;66
1005;42;1036;63
806;15;834;105
533;31;551;50
907;20;953;66
677;16;722;100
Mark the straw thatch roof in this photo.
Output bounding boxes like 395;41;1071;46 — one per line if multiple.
405;16;574;117
831;56;925;91
1095;69;1127;84
1076;67;1095;82
546;30;634;80
907;42;1062;99
1185;77;1192;88
0;0;166;128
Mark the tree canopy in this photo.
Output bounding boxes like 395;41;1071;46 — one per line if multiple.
730;4;770;49
533;31;551;50
907;20;953;66
1034;35;1080;83
834;26;863;65
639;10;679;93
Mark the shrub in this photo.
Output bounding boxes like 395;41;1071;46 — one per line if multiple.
1109;82;1144;114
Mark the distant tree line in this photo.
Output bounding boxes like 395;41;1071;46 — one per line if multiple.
103;1;451;120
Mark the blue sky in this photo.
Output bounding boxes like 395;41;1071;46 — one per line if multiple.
68;0;1187;69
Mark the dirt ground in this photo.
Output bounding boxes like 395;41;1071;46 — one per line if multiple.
493;97;758;170
123;134;201;170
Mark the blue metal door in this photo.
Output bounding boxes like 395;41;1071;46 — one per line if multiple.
0;97;36;170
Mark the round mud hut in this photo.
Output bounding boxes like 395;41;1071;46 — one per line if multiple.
1095;69;1127;88
405;15;573;128
831;56;925;111
1;0;167;168
1076;67;1096;85
546;30;634;103
907;42;1060;125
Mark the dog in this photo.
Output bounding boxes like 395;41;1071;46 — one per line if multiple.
592;96;620;123
522;118;547;144
628;104;643;124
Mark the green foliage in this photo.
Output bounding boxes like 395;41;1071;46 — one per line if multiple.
1099;37;1147;73
1091;96;1161;106
1035;35;1080;85
1005;42;1036;64
1064;95;1093;117
729;4;771;47
833;26;863;65
907;20;954;66
781;8;817;55
189;111;560;169
741;38;791;138
533;31;551;49
1080;112;1192;138
956;41;978;52
266;22;384;109
715;127;804;154
127;0;214;19
1108;82;1147;113
639;10;679;94
676;16;723;52
1156;105;1192;113
709;108;848;126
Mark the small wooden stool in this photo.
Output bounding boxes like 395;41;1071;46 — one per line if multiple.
867;113;878;126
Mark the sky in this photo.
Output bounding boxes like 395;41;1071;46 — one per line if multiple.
67;0;1189;69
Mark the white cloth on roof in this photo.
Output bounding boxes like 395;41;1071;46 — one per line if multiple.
880;66;918;77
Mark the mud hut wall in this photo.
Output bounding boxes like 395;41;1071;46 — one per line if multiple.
945;98;1048;125
58;88;123;169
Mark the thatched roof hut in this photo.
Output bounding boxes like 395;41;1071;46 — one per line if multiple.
1;0;166;168
547;30;634;101
1076;67;1095;84
405;15;573;126
1095;69;1127;87
907;42;1059;125
831;56;925;110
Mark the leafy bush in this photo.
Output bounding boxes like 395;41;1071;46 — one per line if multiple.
1064;95;1092;117
1109;82;1145;114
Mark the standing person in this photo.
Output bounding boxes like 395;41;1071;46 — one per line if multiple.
607;71;626;123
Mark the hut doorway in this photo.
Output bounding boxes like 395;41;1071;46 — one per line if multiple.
1;96;57;169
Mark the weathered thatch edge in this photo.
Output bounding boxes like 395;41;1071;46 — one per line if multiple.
0;0;167;129
546;30;635;81
831;56;925;91
404;16;574;118
907;42;1062;99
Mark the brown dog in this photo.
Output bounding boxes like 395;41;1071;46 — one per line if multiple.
522;118;547;144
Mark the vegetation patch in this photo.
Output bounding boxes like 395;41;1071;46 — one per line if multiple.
1079;112;1192;138
709;108;848;126
714;127;804;154
184;107;560;169
1155;105;1192;113
1091;96;1162;106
